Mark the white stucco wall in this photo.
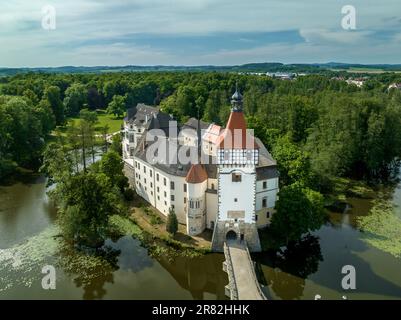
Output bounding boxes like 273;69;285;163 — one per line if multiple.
217;166;256;224
206;191;218;229
133;157;187;224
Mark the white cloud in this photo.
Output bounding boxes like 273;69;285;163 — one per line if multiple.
0;0;401;66
299;29;373;45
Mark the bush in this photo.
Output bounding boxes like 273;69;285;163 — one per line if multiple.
166;209;178;235
123;188;135;201
150;215;162;225
0;159;17;180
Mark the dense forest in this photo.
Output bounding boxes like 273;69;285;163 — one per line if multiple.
2;71;401;188
2;70;401;246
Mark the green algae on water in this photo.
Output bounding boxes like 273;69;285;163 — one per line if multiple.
357;198;401;258
0;226;60;292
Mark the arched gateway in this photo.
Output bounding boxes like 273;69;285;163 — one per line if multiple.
226;230;237;241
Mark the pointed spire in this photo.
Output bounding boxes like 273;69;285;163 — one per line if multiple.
231;82;243;112
197;99;201;161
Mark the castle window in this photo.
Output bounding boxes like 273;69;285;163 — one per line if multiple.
266;211;270;218
246;151;253;161
164;201;167;206
224;151;230;161
157;187;159;193
143;166;146;173
184;197;187;204
211;183;215;190
130;148;134;156
172;205;175;210
171;195;175;201
138;163;140;170
157;196;160;200
129;135;134;143
234;198;238;202
255;214;258;221
232;173;242;182
184;184;187;192
170;181;175;190
262;197;267;208
156;173;159;181
150;170;152;177
144;178;147;184
151;191;153;196
150;182;153;188
263;181;267;189
164;191;167;197
163;178;166;186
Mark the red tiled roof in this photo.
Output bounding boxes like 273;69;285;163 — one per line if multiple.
218;111;259;149
203;124;222;145
185;164;208;184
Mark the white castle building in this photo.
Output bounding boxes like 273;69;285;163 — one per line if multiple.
122;89;279;252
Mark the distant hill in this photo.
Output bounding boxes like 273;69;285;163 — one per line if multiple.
1;62;401;76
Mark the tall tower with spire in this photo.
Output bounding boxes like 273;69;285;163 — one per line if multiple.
211;85;262;252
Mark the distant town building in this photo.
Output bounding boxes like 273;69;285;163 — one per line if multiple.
388;83;401;91
266;72;296;80
346;78;366;87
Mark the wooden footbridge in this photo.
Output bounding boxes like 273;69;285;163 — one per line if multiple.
223;240;267;300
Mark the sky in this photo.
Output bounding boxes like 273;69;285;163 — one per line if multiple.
1;0;401;67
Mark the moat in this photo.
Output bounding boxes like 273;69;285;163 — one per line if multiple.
1;173;401;300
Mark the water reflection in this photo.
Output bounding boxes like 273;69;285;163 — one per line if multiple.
157;253;228;300
255;235;323;300
0;175;57;248
2;171;401;300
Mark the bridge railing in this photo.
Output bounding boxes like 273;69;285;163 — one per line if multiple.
223;242;239;300
243;240;267;300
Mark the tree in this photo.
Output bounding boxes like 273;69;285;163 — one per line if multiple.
35;99;56;136
0;96;44;168
202;90;225;124
110;134;122;155
270;182;326;245
43;86;64;124
23;89;39;105
166;208;178;236
99;125;110;152
107;95;126;118
98;150;128;191
63;83;87;117
79;109;98;164
272;135;311;187
57;172;121;247
41;142;74;185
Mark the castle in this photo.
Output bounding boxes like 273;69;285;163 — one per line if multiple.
122;88;279;252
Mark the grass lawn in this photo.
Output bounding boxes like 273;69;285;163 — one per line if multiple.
129;194;212;250
52;110;124;137
71;110;124;133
